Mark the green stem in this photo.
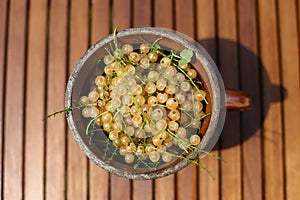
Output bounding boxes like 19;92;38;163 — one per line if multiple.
162;149;215;180
86;111;109;136
44;103;96;121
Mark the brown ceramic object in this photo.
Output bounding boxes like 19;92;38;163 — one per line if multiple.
65;27;253;180
225;89;253;110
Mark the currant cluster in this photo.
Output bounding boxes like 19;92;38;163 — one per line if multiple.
79;41;208;166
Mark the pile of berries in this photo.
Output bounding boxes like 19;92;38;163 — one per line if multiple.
79;42;208;166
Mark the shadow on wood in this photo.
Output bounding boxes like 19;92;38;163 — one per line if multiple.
198;38;287;149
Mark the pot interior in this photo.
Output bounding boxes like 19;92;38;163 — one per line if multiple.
66;28;224;179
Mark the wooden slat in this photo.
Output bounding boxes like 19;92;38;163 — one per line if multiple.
24;0;47;199
45;0;68;199
154;175;175;200
175;0;195;37
195;1;220;199
89;0;110;200
3;0;27;199
0;0;8;197
112;0;132;30
133;0;152;27
67;0;89;199
132;0;154;198
110;2;132;200
154;0;173;29
110;175;131;200
196;0;217;60
217;0;242;199
175;1;198;199
132;1;153;199
132;180;152;200
91;0;110;42
153;0;175;199
278;0;300;199
238;0;263;200
258;0;285;199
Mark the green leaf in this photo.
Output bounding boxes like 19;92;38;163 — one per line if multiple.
180;49;193;64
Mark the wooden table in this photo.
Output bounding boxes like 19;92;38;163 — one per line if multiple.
1;0;299;199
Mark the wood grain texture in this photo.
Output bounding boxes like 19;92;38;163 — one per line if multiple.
132;1;153;199
45;0;68;199
258;0;285;199
91;0;110;43
24;0;47;199
153;1;175;199
154;0;173;29
89;1;110;200
110;2;132;200
217;0;242;199
3;0;27;199
1;1;299;199
132;180;152;200
175;1;197;199
67;0;89;199
196;1;220;199
110;175;131;200
0;0;7;197
175;0;195;38
278;0;300;199
238;0;263;199
112;0;132;30
155;175;175;200
133;0;152;27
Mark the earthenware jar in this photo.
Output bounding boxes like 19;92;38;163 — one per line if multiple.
65;27;252;180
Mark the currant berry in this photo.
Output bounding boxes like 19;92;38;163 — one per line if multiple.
190;135;201;146
129;52;140;62
140;57;150;69
168;109;181;121
180;81;191;92
147;70;159;82
95;75;106;86
135;95;146;106
195;89;207;101
177;127;187;138
89;106;100;118
187;69;197;79
140;43;150;54
88;91;99;102
151;108;164;120
162;153;172;163
126;142;136;153
149;151;160;162
156;92;168;104
145;82;156;94
124;126;135;136
160;57;171;67
165;84;177;95
122;44;133;54
147;96;158;106
155;119;167;131
148;52;158;62
121;135;130;145
124;153;135;163
166;98;179;110
119;146;127;156
156;78;167;91
79;96;89;105
109;130;119;141
168;121;179;132
82;107;90;118
103;54;114;65
101;112;113;123
130;105;142;116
